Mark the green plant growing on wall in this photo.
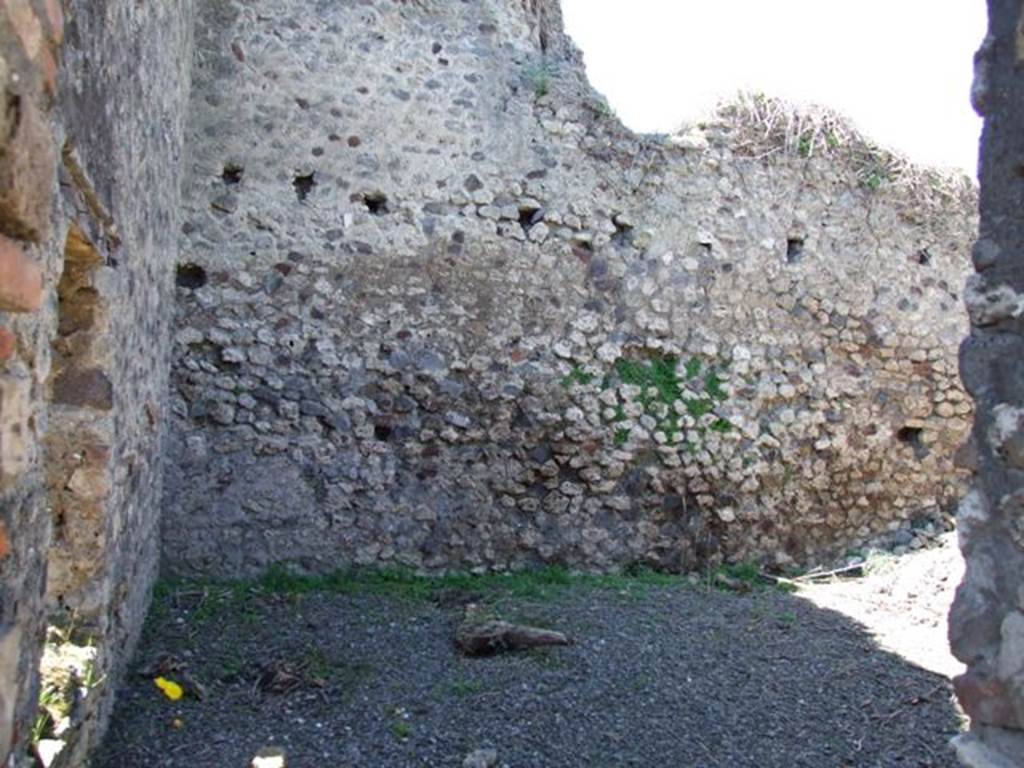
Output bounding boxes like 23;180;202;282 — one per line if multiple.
562;352;735;450
591;97;613;118
605;354;734;444
524;61;552;98
684;356;702;380
561;364;594;388
704;371;728;402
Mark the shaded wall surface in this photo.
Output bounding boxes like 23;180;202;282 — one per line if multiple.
951;0;1024;764
165;0;977;579
0;0;193;763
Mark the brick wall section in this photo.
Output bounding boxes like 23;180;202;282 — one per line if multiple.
0;0;194;764
0;0;62;761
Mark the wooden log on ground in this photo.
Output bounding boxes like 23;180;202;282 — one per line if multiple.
455;619;571;657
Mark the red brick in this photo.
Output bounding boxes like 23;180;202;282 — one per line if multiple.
0;520;9;559
0;236;43;312
0;328;14;362
38;44;58;96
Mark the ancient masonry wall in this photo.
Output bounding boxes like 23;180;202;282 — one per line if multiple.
951;0;1024;763
165;0;977;579
4;0;1021;764
0;1;193;764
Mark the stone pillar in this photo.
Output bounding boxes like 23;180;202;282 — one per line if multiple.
951;1;1024;765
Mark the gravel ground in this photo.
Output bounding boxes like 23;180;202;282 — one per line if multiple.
93;559;964;768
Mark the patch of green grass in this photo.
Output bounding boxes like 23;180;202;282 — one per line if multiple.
447;677;486;698
615;355;681;404
259;564;579;602
721;562;761;583
685;398;714;419
155;563;692;612
391;720;412;741
303;647;334;680
710;562;796;594
613;355;685;441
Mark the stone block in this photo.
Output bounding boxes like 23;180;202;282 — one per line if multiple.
51;367;113;410
0;370;31;483
0;96;56;241
0;625;23;759
3;0;43;61
67;465;110;501
0;236;43;312
954;671;1024;730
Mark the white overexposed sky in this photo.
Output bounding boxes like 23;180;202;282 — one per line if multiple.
561;1;985;176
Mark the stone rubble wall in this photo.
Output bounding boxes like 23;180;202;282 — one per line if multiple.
951;0;1024;764
0;0;193;764
0;0;64;760
4;0;1023;766
165;0;977;578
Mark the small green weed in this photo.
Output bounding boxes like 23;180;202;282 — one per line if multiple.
709;418;733;433
684;357;702;380
710;562;795;594
391;720;412;741
591;98;613;118
561;364;594;388
303;647;334;680
797;133;813;157
524;62;552;98
704;372;728;401
447;677;486;698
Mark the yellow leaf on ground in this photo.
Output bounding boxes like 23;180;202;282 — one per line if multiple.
154;676;184;701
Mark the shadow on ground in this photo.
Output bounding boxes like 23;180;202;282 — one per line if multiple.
93;574;962;767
